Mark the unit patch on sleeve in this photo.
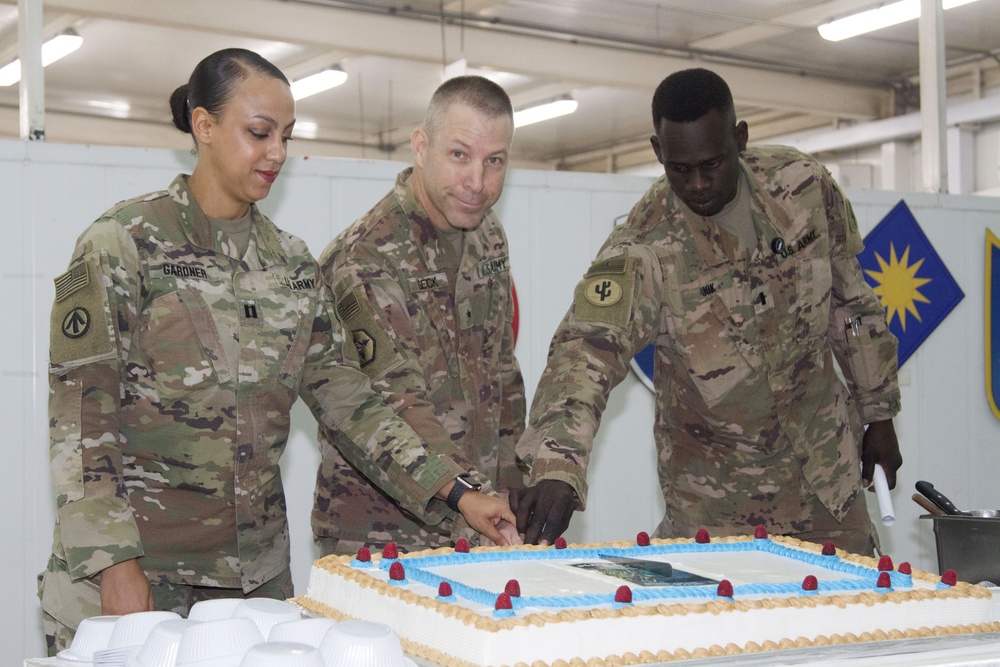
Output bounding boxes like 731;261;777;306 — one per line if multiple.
572;256;636;327
50;255;116;367
335;290;399;378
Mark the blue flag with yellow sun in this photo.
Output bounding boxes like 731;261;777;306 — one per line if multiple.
856;200;964;367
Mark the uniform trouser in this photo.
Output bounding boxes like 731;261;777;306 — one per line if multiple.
39;564;293;656
792;490;880;556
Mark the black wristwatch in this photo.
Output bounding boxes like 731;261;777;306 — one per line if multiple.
446;474;482;512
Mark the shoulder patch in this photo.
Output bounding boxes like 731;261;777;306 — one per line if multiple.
573;257;636;328
50;254;116;367
335;290;399;378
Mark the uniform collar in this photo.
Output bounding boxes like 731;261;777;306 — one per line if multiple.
167;174;286;269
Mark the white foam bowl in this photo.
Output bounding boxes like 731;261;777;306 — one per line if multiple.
266;618;337;647
106;611;182;649
318;620;408;667
174;617;263;666
57;616;120;663
124;619;199;667
239;642;324;667
231;599;300;638
187;599;244;622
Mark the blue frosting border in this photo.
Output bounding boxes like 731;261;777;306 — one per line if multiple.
357;539;904;611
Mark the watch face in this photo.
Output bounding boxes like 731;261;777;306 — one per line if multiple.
458;475;481;490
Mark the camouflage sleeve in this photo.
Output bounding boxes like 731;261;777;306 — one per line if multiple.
496;280;527;491
516;240;663;508
299;277;470;524
823;174;901;422
48;219;144;581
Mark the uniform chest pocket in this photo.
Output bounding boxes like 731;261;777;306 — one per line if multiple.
137;288;226;403
788;256;832;344
275;295;315;394
659;270;754;408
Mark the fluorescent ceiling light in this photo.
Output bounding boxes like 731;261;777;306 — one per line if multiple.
293;120;318;139
818;0;982;41
0;30;84;87
290;68;348;101
513;98;578;128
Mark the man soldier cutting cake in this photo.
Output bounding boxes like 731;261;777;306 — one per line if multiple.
512;68;902;556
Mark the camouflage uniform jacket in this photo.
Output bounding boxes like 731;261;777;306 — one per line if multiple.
517;146;900;538
46;175;466;593
313;167;526;550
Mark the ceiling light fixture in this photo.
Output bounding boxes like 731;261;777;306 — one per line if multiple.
290;68;348;101
0;30;84;87
818;0;982;41
513;97;578;128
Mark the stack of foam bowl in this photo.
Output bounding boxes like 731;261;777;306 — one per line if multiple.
239;642;324;667
267;618;337;647
317;620;417;667
174;617;264;667
125;620;199;667
57;616;120;665
231;599;301;638
94;611;181;666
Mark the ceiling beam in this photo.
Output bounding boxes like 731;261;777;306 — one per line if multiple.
689;0;879;51
11;0;892;120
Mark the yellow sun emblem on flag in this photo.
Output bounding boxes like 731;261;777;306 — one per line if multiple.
864;243;931;331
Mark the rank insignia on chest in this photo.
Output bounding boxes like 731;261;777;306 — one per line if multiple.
352;328;376;367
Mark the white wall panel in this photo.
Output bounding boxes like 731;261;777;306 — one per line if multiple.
4;140;1000;663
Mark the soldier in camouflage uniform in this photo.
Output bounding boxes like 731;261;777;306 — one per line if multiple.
313;76;526;556
512;68;902;555
39;49;515;655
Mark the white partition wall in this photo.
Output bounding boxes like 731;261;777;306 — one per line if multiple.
3;141;999;662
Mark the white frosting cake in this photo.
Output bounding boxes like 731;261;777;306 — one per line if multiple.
297;531;999;666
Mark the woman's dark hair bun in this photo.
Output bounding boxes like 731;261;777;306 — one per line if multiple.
169;84;192;133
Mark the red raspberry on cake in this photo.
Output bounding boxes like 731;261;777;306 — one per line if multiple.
437;581;453;598
455;538;470;553
614;585;632;604
389;561;406;582
802;575;818;591
716;580;734;598
636;531;650;547
876;572;892;589
382;542;399;559
355;547;371;562
898;562;912;575
554;537;567;549
505;579;521;597
495;593;512;609
695;529;710;544
941;570;958;586
821;541;836;556
877;555;893;571
753;525;768;539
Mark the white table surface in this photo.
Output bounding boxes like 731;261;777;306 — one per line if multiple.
26;633;1000;667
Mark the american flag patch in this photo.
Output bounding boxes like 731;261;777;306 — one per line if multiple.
54;263;89;302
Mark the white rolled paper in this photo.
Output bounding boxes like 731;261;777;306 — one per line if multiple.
873;464;895;526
